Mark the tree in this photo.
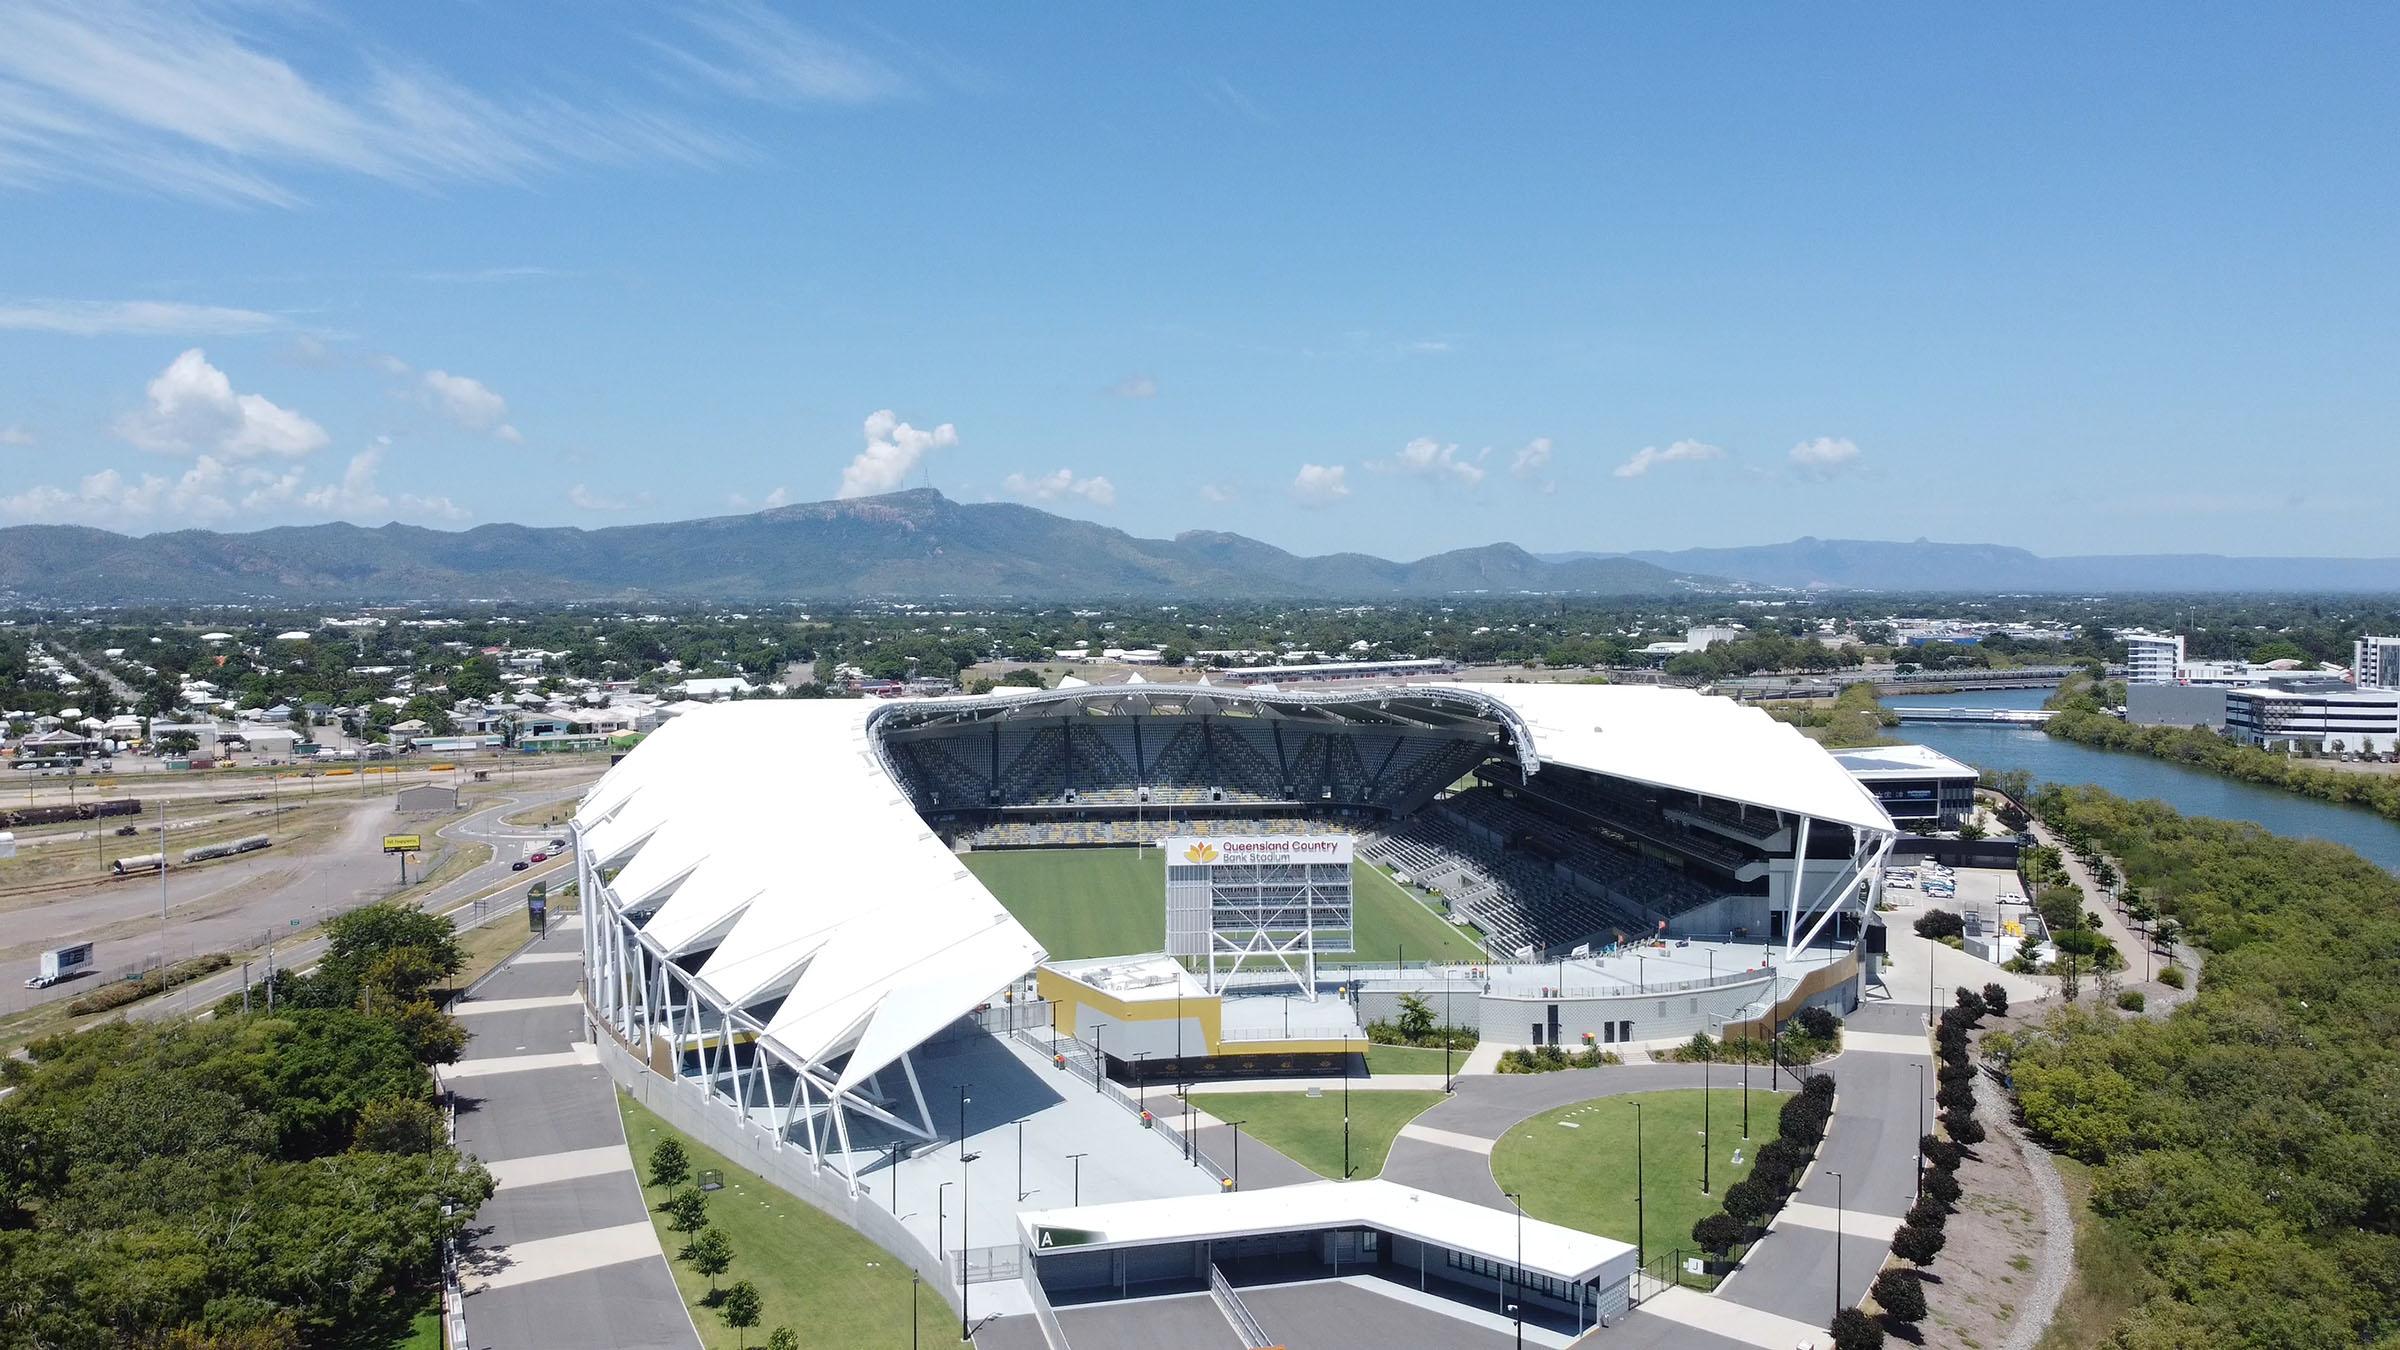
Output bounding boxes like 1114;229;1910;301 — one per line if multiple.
766;1330;799;1350
1912;909;1964;941
1954;986;1988;1018
718;1281;763;1346
649;1138;691;1194
664;1187;710;1238
683;1227;735;1295
1722;1176;1777;1227
1692;1211;1745;1257
1945;1113;1988;1148
1394;992;1436;1043
1796;1006;1840;1041
1872;1267;1928;1323
1830;1306;1886;1349
1923;1168;1963;1208
353;1096;442;1153
1981;982;2010;1018
1892;1221;1947;1266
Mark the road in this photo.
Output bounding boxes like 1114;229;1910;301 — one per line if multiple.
3;772;600;1017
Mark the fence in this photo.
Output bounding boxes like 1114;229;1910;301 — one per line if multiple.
948;1243;1023;1287
1011;1026;1235;1189
440;1092;469;1349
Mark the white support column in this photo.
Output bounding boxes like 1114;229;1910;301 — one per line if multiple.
1786;815;1811;961
828;1095;861;1197
900;1049;935;1138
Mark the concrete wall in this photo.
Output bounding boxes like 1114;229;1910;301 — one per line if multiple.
2127;682;2229;729
1355;970;1780;1048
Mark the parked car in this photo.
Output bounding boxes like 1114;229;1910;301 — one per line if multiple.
529;851;547;863
510;860;530;872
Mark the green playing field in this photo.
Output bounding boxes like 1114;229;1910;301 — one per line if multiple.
961;847;1485;963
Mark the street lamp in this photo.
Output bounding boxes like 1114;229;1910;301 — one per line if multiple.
1132;1051;1151;1113
1066;1152;1087;1206
1829;1170;1845;1321
1504;1190;1525;1350
1633;1100;1645;1269
1226;1120;1246;1191
1092;1022;1105;1094
911;1272;921;1350
1342;1032;1354;1179
958;1086;975;1343
1915;1063;1926;1203
1702;1033;1713;1195
1442;972;1455;1094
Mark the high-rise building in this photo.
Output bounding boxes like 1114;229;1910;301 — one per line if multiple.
2122;631;2185;685
2355;636;2400;691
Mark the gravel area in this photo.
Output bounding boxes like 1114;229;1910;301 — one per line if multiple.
1894;1069;2069;1350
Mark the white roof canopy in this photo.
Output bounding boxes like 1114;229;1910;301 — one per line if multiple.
575;701;1046;1090
1020;1179;1636;1285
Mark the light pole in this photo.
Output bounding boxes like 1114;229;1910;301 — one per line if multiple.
1915;1063;1926;1203
1504;1190;1525;1350
936;1181;952;1281
1132;1051;1151;1113
1227;1120;1246;1191
1634;1100;1645;1269
1016;1119;1028;1202
911;1272;920;1350
1443;973;1455;1094
1829;1170;1844;1320
889;1145;904;1214
1342;1032;1353;1179
1702;1040;1713;1195
1092;1023;1105;1095
958;1086;974;1343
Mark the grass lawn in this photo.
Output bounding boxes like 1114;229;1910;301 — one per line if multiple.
962;848;1484;964
1490;1088;1787;1280
1362;1043;1463;1076
620;1094;949;1349
1188;1088;1446;1180
393;1303;441;1350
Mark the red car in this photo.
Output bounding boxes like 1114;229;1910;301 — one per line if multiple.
528;851;548;863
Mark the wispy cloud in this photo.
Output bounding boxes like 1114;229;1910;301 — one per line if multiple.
1613;439;1724;479
1106;374;1158;400
1003;468;1116;508
1198;76;1271;125
0;299;286;336
727;485;792;512
0;424;33;447
413;265;568;284
567;483;627;512
3;440;468;527
1510;437;1553;479
0;0;733;205
653;5;910;105
420;370;522;442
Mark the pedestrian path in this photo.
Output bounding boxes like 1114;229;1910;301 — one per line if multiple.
449;930;699;1350
1636;1286;1830;1349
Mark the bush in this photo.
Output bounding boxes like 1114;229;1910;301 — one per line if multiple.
1872;1267;1928;1323
1830;1306;1886;1349
1954;986;1988;1018
1923;1168;1963;1208
1936;1060;1977;1088
1913;909;1964;940
1796;1006;1841;1041
1920;1135;1962;1171
1936;1080;1976;1114
1722;1175;1777;1227
1905;1196;1948;1231
1692;1211;1745;1256
2158;965;2187;989
1892;1221;1947;1266
1778;1095;1829;1148
1981;982;2011;1017
1756;1138;1812;1187
2117;989;2147;1012
66;953;233;1015
1946;1113;1987;1147
1799;1070;1837;1102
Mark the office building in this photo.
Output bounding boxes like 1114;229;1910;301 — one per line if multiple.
2355;636;2400;692
2121;631;2185;685
2222;684;2400;754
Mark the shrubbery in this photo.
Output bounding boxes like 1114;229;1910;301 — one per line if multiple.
2115;989;2145;1012
2156;964;2186;989
1872;1268;1927;1323
1913;909;1964;940
1495;1043;1614;1073
64;952;231;1015
1687;1071;1834;1268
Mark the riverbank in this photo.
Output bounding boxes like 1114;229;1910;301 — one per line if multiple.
2045;706;2400;823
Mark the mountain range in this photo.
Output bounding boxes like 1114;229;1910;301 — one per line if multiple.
0;489;1715;604
6;494;2398;604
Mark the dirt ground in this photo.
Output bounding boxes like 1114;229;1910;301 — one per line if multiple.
1911;1101;2050;1349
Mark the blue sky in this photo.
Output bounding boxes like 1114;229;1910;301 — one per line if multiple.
1;3;2395;557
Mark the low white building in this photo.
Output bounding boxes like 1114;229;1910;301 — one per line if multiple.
2224;685;2400;754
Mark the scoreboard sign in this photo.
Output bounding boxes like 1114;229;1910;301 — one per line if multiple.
1167;835;1353;867
1164;834;1354;994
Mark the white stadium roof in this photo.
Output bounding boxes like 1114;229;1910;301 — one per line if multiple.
575;699;1046;1092
575;680;1887;1096
1431;682;1895;834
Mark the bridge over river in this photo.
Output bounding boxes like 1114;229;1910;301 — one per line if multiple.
1890;706;2056;725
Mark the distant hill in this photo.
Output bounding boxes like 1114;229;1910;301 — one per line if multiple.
1544;538;2400;593
0;490;1718;604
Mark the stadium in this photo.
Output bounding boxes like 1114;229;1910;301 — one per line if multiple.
572;681;1897;1343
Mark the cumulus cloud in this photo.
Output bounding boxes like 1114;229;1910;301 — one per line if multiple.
0;455;237;525
567;483;627;512
0;424;33;446
1199;483;1237;505
727;485;792;511
1373;437;1485;488
1789;436;1863;476
420;369;520;441
1106;374;1158;399
113;348;329;459
1613;439;1723;479
838;409;957;499
1291;463;1350;507
239;440;469;522
0;299;285;336
1002;468;1116;508
1510;437;1553;478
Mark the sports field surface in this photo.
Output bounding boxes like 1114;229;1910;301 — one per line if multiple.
1188;1088;1448;1180
961;847;1484;963
1489;1087;1787;1280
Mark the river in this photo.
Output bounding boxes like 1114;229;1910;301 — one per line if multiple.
1880;687;2400;874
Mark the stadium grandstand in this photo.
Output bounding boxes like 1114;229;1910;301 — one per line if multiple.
571;684;1892;1337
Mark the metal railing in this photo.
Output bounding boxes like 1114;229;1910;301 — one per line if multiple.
1210;1264;1276;1349
949;1243;1022;1286
1012;1027;1234;1188
441;1091;469;1349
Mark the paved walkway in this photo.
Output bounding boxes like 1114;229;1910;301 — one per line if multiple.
446;926;699;1350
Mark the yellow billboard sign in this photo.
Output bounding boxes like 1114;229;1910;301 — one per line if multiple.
381;834;422;854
